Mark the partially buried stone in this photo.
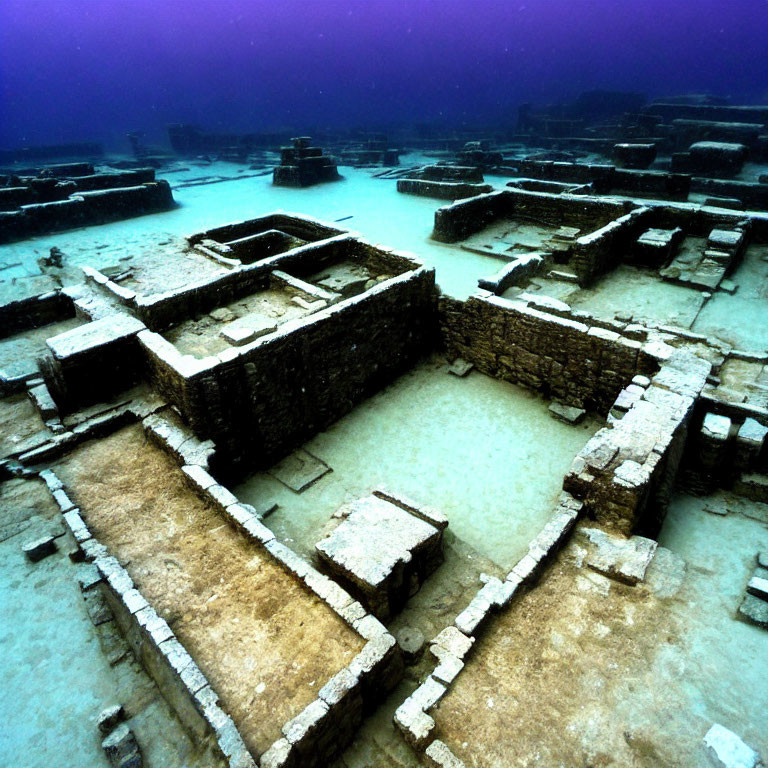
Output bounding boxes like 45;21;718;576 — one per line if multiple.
548;402;586;425
22;535;56;562
98;704;125;734
738;594;768;629
703;723;761;768
396;626;425;664
448;358;473;377
102;723;141;767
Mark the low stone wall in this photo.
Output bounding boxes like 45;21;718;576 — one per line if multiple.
395;491;584;763
611;168;691;201
515;160;690;201
0;181;174;243
38;468;249;768
142;418;404;768
69;168;156;192
439;292;656;413
140;265;436;472
691;177;768;212
431;190;509;243
432;187;629;244
0;288;75;339
396;179;492;201
187;212;345;247
123;235;406;331
570;206;653;285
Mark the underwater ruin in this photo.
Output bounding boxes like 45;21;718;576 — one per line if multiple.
2;2;768;768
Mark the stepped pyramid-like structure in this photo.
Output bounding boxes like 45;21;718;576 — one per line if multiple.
272;136;341;187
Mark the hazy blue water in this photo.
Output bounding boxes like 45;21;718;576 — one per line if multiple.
2;0;768;149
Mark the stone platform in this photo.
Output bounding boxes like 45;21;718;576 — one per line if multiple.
316;491;447;621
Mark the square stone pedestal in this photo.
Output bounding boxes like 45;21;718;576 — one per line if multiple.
315;491;447;621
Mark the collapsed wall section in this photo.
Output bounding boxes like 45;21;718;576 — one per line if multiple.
564;348;711;536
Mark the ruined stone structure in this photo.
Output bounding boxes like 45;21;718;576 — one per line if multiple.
0;164;175;243
273;137;341;187
397;165;492;200
3;110;768;768
338;133;400;167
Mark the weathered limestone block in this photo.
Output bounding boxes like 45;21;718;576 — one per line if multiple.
394;698;436;751
734;418;768;473
101;723;141;768
316;494;445;621
425;740;467;768
430;626;474;661
698;412;733;479
579;527;658;584
739;594;768;629
634;227;683;267
747;572;768;601
612;143;657;170
454;593;492;636
703;723;761;768
97;705;125;734
22;535;56;562
259;738;294;768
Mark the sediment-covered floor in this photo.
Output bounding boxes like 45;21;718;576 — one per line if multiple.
54;424;365;757
430;491;768;767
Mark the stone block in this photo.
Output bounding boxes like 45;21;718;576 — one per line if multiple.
431;626;474;660
316;494;444;621
425;740;467;768
181;464;216;491
703;723;761;768
394;698;436;751
269;449;331;493
454;594;492;636
548;401;586;424
512;553;540;583
22;535;56;562
259;738;293;768
432;651;464;686
98;705;125;734
282;699;329;746
746;575;768;601
739;594;768;628
207;484;239;510
101;723;139;767
53;488;76;513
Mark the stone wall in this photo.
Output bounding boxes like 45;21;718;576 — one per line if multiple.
438;292;656;413
515;160;691;201
0;181;174;244
432;187;628;244
0;288;75;339
396;179;492;201
691;177;768;212
143;418;404;768
570;206;653;285
140;267;436;473
126;235;416;331
187;212;345;247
